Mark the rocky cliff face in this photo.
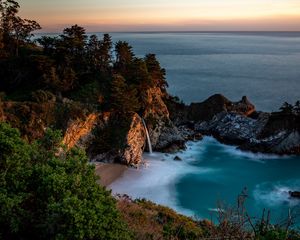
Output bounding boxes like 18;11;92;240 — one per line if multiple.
89;112;146;166
62;113;99;150
143;87;185;152
122;113;146;165
186;95;300;155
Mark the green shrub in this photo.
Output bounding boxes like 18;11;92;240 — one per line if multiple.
0;123;132;240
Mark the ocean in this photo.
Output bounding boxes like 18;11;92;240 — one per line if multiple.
108;31;300;112
106;32;300;225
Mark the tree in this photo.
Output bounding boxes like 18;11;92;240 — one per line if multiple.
145;54;168;90
37;36;57;55
87;34;112;73
128;58;150;86
110;74;140;113
294;101;300;115
279;102;294;114
0;0;41;56
87;34;101;69
99;33;112;72
114;41;134;74
60;24;87;56
0;123;132;239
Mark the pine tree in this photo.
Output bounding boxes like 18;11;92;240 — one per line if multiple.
294;100;300;115
114;41;134;74
145;53;168;89
279;102;294;114
0;0;41;56
110;74;140;113
99;33;112;72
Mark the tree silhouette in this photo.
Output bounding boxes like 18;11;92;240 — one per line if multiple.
279;102;294;114
114;41;134;74
145;53;168;89
294;101;300;115
99;33;112;72
60;24;87;55
0;0;41;56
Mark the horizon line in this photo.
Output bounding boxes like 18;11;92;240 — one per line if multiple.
36;30;300;34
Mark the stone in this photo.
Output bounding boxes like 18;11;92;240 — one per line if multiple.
173;156;182;161
289;191;300;199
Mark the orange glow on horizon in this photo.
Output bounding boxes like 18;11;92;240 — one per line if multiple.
20;0;300;32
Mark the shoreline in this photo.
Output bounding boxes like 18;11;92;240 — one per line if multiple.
94;163;127;187
108;137;300;222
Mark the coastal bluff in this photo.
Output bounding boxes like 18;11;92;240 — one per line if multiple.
1;91;299;166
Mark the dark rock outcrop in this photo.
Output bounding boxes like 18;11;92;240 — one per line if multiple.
187;94;255;122
289;191;300;199
170;94;300;155
173;156;182;161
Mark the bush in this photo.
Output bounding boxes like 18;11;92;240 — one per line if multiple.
0;123;132;239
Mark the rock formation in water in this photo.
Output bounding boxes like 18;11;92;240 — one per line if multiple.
169;94;300;155
289;191;300;199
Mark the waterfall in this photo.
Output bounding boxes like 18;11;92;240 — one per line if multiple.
141;118;153;154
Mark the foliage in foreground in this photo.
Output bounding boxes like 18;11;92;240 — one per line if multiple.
116;195;209;240
116;193;300;240
0;122;132;240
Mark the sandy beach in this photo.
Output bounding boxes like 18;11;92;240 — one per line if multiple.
94;163;127;187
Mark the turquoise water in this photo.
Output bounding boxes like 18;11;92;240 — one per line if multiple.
111;138;300;225
176;138;300;224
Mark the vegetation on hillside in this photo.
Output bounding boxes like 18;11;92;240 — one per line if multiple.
0;0;167;115
0;122;132;239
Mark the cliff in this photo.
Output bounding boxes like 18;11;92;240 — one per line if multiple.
0;101;147;165
171;94;300;155
64;112;146;166
62;113;98;150
143;87;189;152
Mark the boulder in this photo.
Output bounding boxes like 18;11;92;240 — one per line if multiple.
173;156;182;161
289;191;300;199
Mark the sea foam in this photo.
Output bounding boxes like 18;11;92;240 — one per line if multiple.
253;181;300;207
109;142;215;217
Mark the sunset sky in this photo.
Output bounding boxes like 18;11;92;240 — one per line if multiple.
20;0;300;32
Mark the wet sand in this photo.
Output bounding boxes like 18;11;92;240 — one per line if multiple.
94;163;127;187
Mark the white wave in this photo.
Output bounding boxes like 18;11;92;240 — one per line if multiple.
253;182;300;207
208;208;225;213
222;144;291;162
197;135;290;162
109;149;215;217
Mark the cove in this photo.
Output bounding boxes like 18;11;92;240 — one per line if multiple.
110;137;300;224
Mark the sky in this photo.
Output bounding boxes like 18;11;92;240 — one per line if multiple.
20;0;300;32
